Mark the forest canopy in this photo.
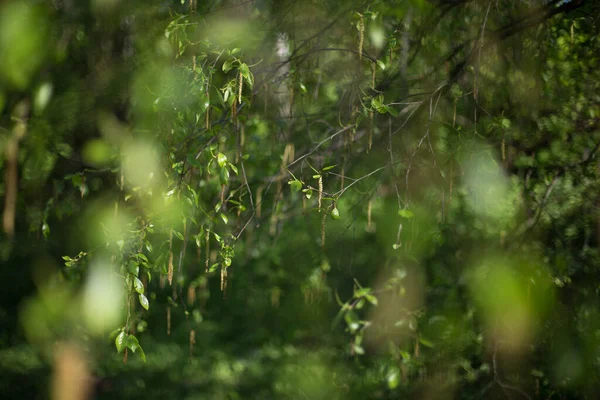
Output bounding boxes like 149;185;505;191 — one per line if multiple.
1;0;600;399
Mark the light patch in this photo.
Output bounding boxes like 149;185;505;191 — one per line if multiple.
369;25;386;50
82;139;113;167
0;2;48;89
467;257;547;353
121;140;160;189
34;82;53;114
82;259;124;335
462;146;510;222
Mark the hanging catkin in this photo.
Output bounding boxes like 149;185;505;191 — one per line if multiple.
370;62;376;89
167;251;174;286
205;105;210;130
318;175;323;211
167;306;171;336
187;285;196;306
189;329;196;359
358;14;365;60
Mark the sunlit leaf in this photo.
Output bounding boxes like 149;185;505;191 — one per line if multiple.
138;294;149;310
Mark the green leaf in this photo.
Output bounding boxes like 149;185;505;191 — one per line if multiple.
220;167;230;185
214;201;223;212
222;59;233;73
217;153;228;168
322;165;337;171
365;294;378;306
108;328;122;342
127;334;140;352
288;179;302;192
173;230;184;240
344;310;360;332
138;347;147;363
223;88;230;103
376;60;386;71
128;262;139;277
331;207;340;219
115;331;127;353
228;163;238;175
419;337;434;348
42;222;50;238
354;344;365;355
372;96;383;110
133;277;144;294
127;334;147;362
239;63;254;88
304;189;313;199
398;209;414;218
138;293;149;310
220;212;228;224
387;368;400;389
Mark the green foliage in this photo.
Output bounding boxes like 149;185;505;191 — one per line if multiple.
1;0;600;398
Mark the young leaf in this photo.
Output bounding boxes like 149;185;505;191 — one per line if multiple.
217;153;228;168
220;167;230;185
115;331;127;353
288;179;302;192
222;59;233;73
127;334;140;353
398;209;415;219
387;369;400;389
365;294;378;306
139;293;149;310
133;276;144;294
126;335;147;362
138;346;147;363
331;207;340;219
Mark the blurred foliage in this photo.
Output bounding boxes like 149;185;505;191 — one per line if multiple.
1;0;600;398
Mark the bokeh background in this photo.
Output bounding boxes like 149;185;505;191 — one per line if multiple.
1;0;600;399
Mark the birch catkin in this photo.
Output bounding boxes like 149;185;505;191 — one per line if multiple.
318;175;323;211
167;251;174;286
358;14;365;60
